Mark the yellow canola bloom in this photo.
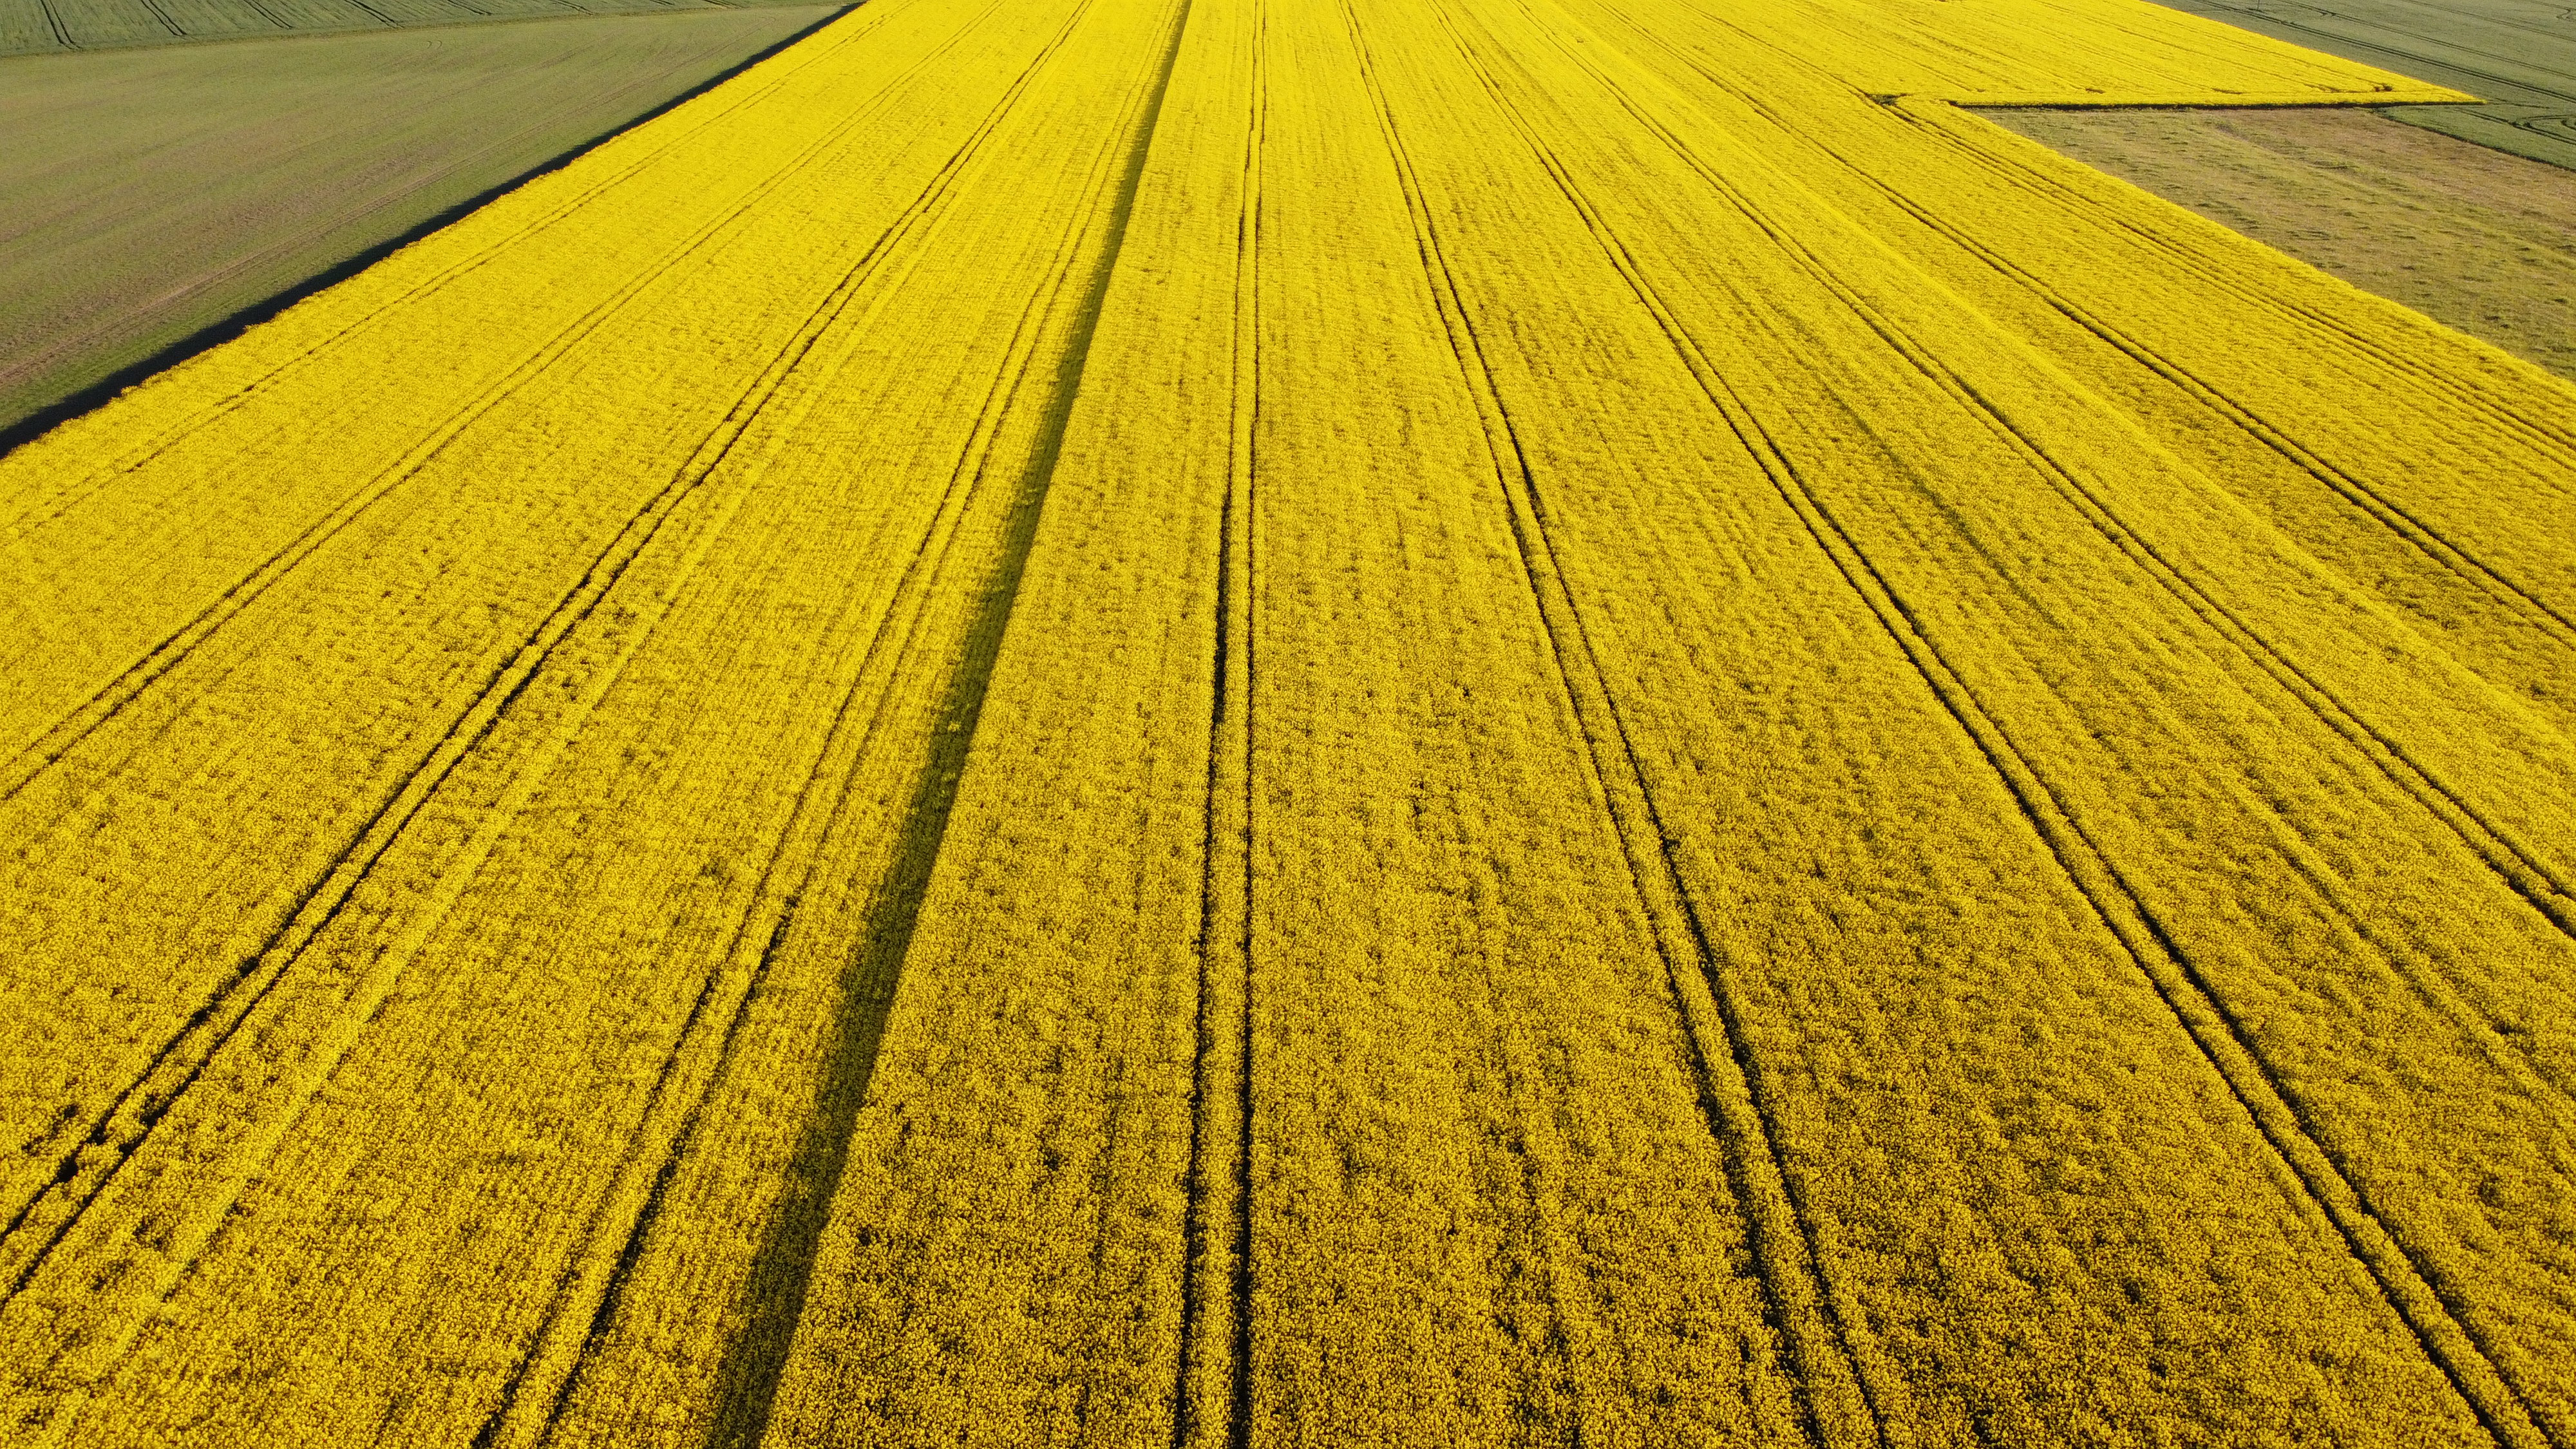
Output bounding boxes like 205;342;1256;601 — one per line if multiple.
0;0;2566;1443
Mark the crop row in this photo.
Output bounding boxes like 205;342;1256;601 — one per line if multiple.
0;0;2565;1441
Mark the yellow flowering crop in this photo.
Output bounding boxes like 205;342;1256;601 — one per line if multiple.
0;0;2564;1442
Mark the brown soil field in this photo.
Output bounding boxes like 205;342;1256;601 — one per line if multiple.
1996;104;2576;379
0;5;842;440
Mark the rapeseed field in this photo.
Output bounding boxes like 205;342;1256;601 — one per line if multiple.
0;0;2569;1441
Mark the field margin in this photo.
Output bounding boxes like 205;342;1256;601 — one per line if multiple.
0;0;857;464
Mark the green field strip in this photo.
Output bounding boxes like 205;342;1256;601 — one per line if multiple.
236;0;385;29
361;0;509;25
0;0;828;53
144;0;309;35
45;0;175;44
2162;0;2576;105
2390;102;2576;170
0;7;857;444
0;3;53;46
2148;0;2576;167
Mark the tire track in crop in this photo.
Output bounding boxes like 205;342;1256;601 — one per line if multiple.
1331;9;1591;1434
475;36;1154;1431
1335;3;1886;1443
1879;99;2576;610
1932;134;2576;650
1508;7;2570;1435
0;0;1028;813
3;421;735;1434
1580;11;2576;659
1448;10;2551;1438
649;6;1191;1442
1819;160;2576;1007
0;0;1082;1261
33;0;72;48
0;8;1106;1375
1520;0;2576;1075
0;0;1005;546
1616;0;2576;469
131;0;183;38
1177;6;1262;1443
0;0;929;530
1892;97;2576;464
480;5;1189;1439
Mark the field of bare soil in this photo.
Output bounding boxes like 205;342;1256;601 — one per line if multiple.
1995;104;2576;377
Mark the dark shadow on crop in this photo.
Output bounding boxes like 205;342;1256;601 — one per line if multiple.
693;3;1194;1443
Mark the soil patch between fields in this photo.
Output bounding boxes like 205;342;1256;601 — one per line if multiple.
1989;104;2576;381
